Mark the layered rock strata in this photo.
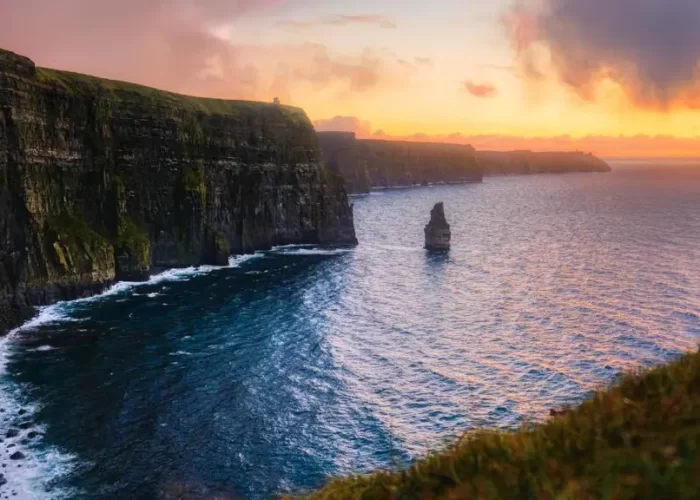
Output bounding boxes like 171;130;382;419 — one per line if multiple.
317;132;483;194
0;49;356;332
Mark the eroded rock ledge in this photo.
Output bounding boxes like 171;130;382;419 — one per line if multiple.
0;49;356;333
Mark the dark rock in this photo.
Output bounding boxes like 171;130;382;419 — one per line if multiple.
16;410;25;417
476;150;612;176
0;473;5;487
26;432;38;439
317;132;483;194
4;430;18;439
8;452;23;461
17;422;32;430
6;445;13;449
0;48;356;335
424;203;451;251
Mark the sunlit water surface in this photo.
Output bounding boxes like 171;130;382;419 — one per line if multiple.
1;162;699;498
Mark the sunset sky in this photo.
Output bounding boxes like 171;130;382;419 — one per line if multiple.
2;0;700;157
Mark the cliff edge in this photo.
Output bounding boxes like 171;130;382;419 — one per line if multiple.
477;150;612;175
317;132;483;194
0;49;356;333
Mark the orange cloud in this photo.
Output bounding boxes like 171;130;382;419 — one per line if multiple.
313;115;700;158
314;116;374;136
464;81;498;98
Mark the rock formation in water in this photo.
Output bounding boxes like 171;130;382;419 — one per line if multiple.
0;49;357;333
425;203;451;251
317;132;483;194
476;150;611;176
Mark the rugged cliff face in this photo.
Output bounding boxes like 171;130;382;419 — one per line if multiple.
476;151;612;176
0;49;356;332
318;133;611;194
317;132;483;194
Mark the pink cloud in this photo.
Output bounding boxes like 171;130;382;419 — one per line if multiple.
0;0;397;102
281;15;396;30
504;0;700;109
464;81;498;98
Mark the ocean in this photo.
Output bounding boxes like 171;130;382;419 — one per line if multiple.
1;161;699;499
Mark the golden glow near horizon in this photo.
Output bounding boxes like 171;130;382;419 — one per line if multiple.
2;0;700;157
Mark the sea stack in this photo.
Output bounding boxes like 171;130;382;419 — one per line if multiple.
425;202;451;251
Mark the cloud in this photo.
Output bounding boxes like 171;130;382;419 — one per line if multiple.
414;57;433;67
505;0;700;108
289;45;388;93
0;0;395;102
313;116;374;136
314;116;700;157
464;81;498;98
281;14;396;30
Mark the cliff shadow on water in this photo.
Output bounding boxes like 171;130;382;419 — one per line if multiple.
0;48;357;333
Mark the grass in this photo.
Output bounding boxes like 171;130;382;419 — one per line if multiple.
33;67;309;124
301;350;700;499
1;47;309;124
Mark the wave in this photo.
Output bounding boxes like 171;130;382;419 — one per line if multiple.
271;247;353;256
0;251;266;498
0;334;79;498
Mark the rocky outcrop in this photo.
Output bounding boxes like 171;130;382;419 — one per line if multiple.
424;203;451;251
476;150;611;176
317;132;482;194
0;48;356;333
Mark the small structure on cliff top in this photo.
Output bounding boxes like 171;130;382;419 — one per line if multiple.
425;202;451;251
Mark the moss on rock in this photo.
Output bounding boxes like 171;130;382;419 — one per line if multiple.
115;217;151;280
47;213;114;277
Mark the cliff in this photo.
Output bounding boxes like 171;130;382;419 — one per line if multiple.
317;132;482;194
477;150;612;176
0;49;356;333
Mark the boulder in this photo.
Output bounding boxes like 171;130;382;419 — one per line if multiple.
425;203;451;251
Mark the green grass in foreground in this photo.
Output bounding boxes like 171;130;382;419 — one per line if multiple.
302;350;700;499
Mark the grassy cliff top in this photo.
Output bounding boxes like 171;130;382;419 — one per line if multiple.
0;48;309;124
302;349;700;499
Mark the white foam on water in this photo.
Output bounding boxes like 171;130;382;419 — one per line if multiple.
0;333;81;499
0;251;265;498
28;346;56;353
272;248;353;256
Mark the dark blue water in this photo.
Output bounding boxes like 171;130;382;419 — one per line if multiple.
1;162;700;499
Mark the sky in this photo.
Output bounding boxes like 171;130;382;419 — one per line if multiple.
1;0;700;157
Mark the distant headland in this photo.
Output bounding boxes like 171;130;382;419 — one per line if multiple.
317;132;611;194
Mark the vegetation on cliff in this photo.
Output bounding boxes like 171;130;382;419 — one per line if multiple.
0;48;356;333
303;350;700;499
34;67;310;124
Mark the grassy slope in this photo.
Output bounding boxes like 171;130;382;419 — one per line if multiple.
303;350;700;499
31;65;309;125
